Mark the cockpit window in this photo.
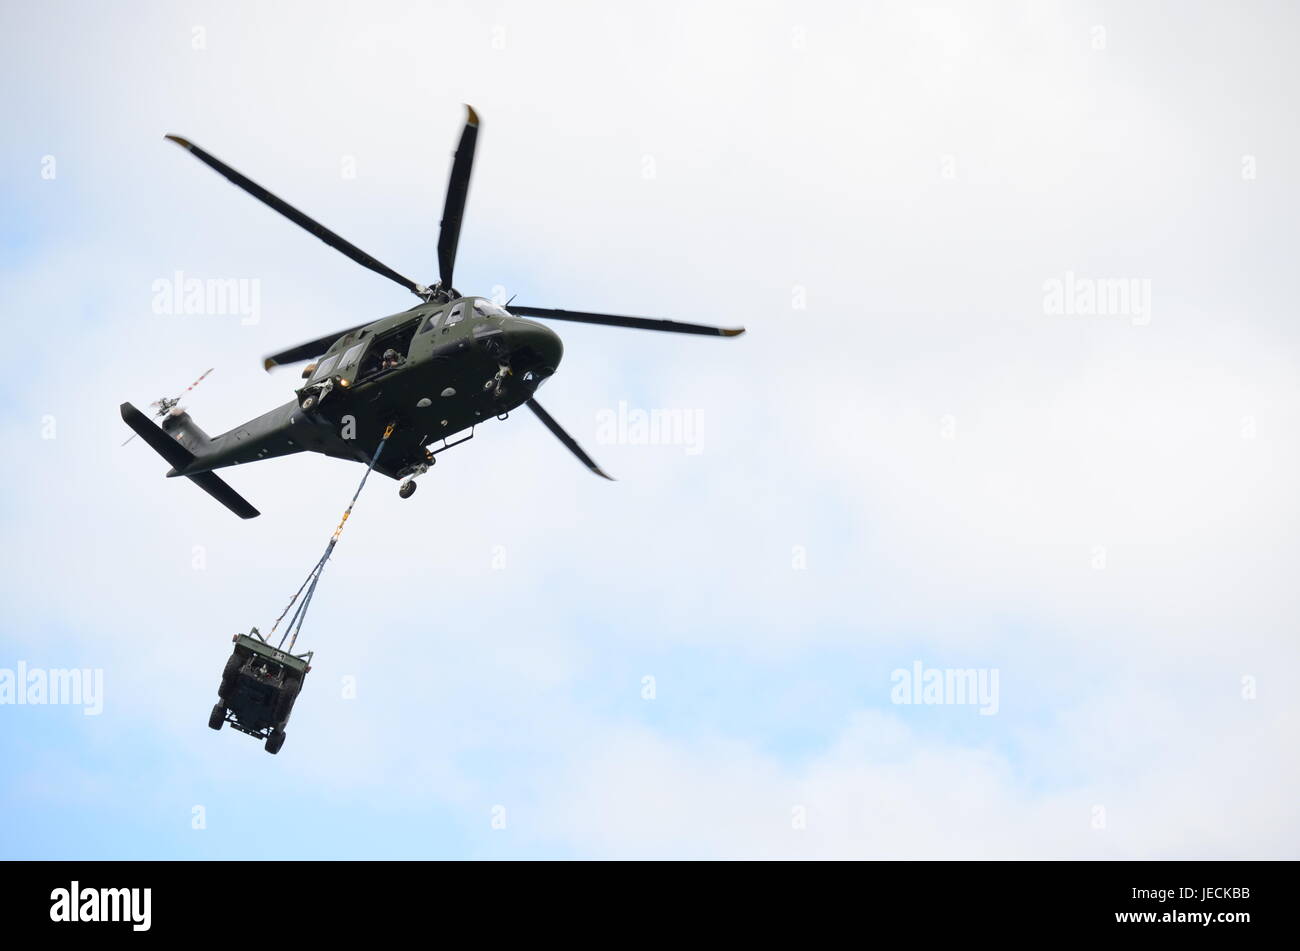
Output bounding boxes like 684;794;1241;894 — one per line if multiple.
339;341;366;370
473;300;509;319
312;354;340;380
445;304;465;328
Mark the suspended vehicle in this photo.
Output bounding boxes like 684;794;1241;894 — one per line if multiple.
209;628;311;755
207;421;392;754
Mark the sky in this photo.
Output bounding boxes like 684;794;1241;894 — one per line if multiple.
1;0;1297;859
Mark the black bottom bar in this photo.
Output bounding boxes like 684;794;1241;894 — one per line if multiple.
4;859;1288;937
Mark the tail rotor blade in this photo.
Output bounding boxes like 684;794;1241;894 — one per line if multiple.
525;398;614;481
179;367;214;400
436;105;479;290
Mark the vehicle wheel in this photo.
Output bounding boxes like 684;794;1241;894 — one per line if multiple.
208;703;225;731
399;480;417;499
302;394;316;410
274;677;301;721
265;729;286;754
218;654;242;698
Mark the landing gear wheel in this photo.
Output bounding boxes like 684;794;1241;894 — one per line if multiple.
265;729;286;754
399;480;417;499
302;395;316;410
208;703;225;731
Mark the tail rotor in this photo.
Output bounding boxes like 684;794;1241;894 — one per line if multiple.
121;368;214;446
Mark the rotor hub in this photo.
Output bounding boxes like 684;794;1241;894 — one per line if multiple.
418;283;461;304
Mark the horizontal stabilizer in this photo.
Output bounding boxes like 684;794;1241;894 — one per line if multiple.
187;470;260;519
120;402;260;519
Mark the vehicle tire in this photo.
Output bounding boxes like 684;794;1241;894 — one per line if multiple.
208;703;225;731
265;729;286;754
399;480;417;499
218;654;242;698
274;676;301;721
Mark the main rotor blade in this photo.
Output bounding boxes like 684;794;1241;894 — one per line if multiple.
525;398;614;481
263;323;369;371
164;135;424;297
436;105;479;290
508;306;745;337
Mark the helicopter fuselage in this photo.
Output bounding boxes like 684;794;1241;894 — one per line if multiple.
162;296;563;482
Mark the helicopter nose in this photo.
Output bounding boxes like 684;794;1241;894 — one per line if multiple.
504;318;563;380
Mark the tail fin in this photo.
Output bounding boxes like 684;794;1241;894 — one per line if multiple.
161;409;212;455
120;402;260;519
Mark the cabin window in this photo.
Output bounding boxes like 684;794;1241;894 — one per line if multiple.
356;317;421;381
418;308;445;334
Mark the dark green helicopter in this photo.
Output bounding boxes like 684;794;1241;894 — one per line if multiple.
121;106;744;518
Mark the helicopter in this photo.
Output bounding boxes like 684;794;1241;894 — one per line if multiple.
120;106;744;518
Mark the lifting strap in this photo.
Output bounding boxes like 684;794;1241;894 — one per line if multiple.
272;423;396;651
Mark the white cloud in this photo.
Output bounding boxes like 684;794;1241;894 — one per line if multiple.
533;691;1300;858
